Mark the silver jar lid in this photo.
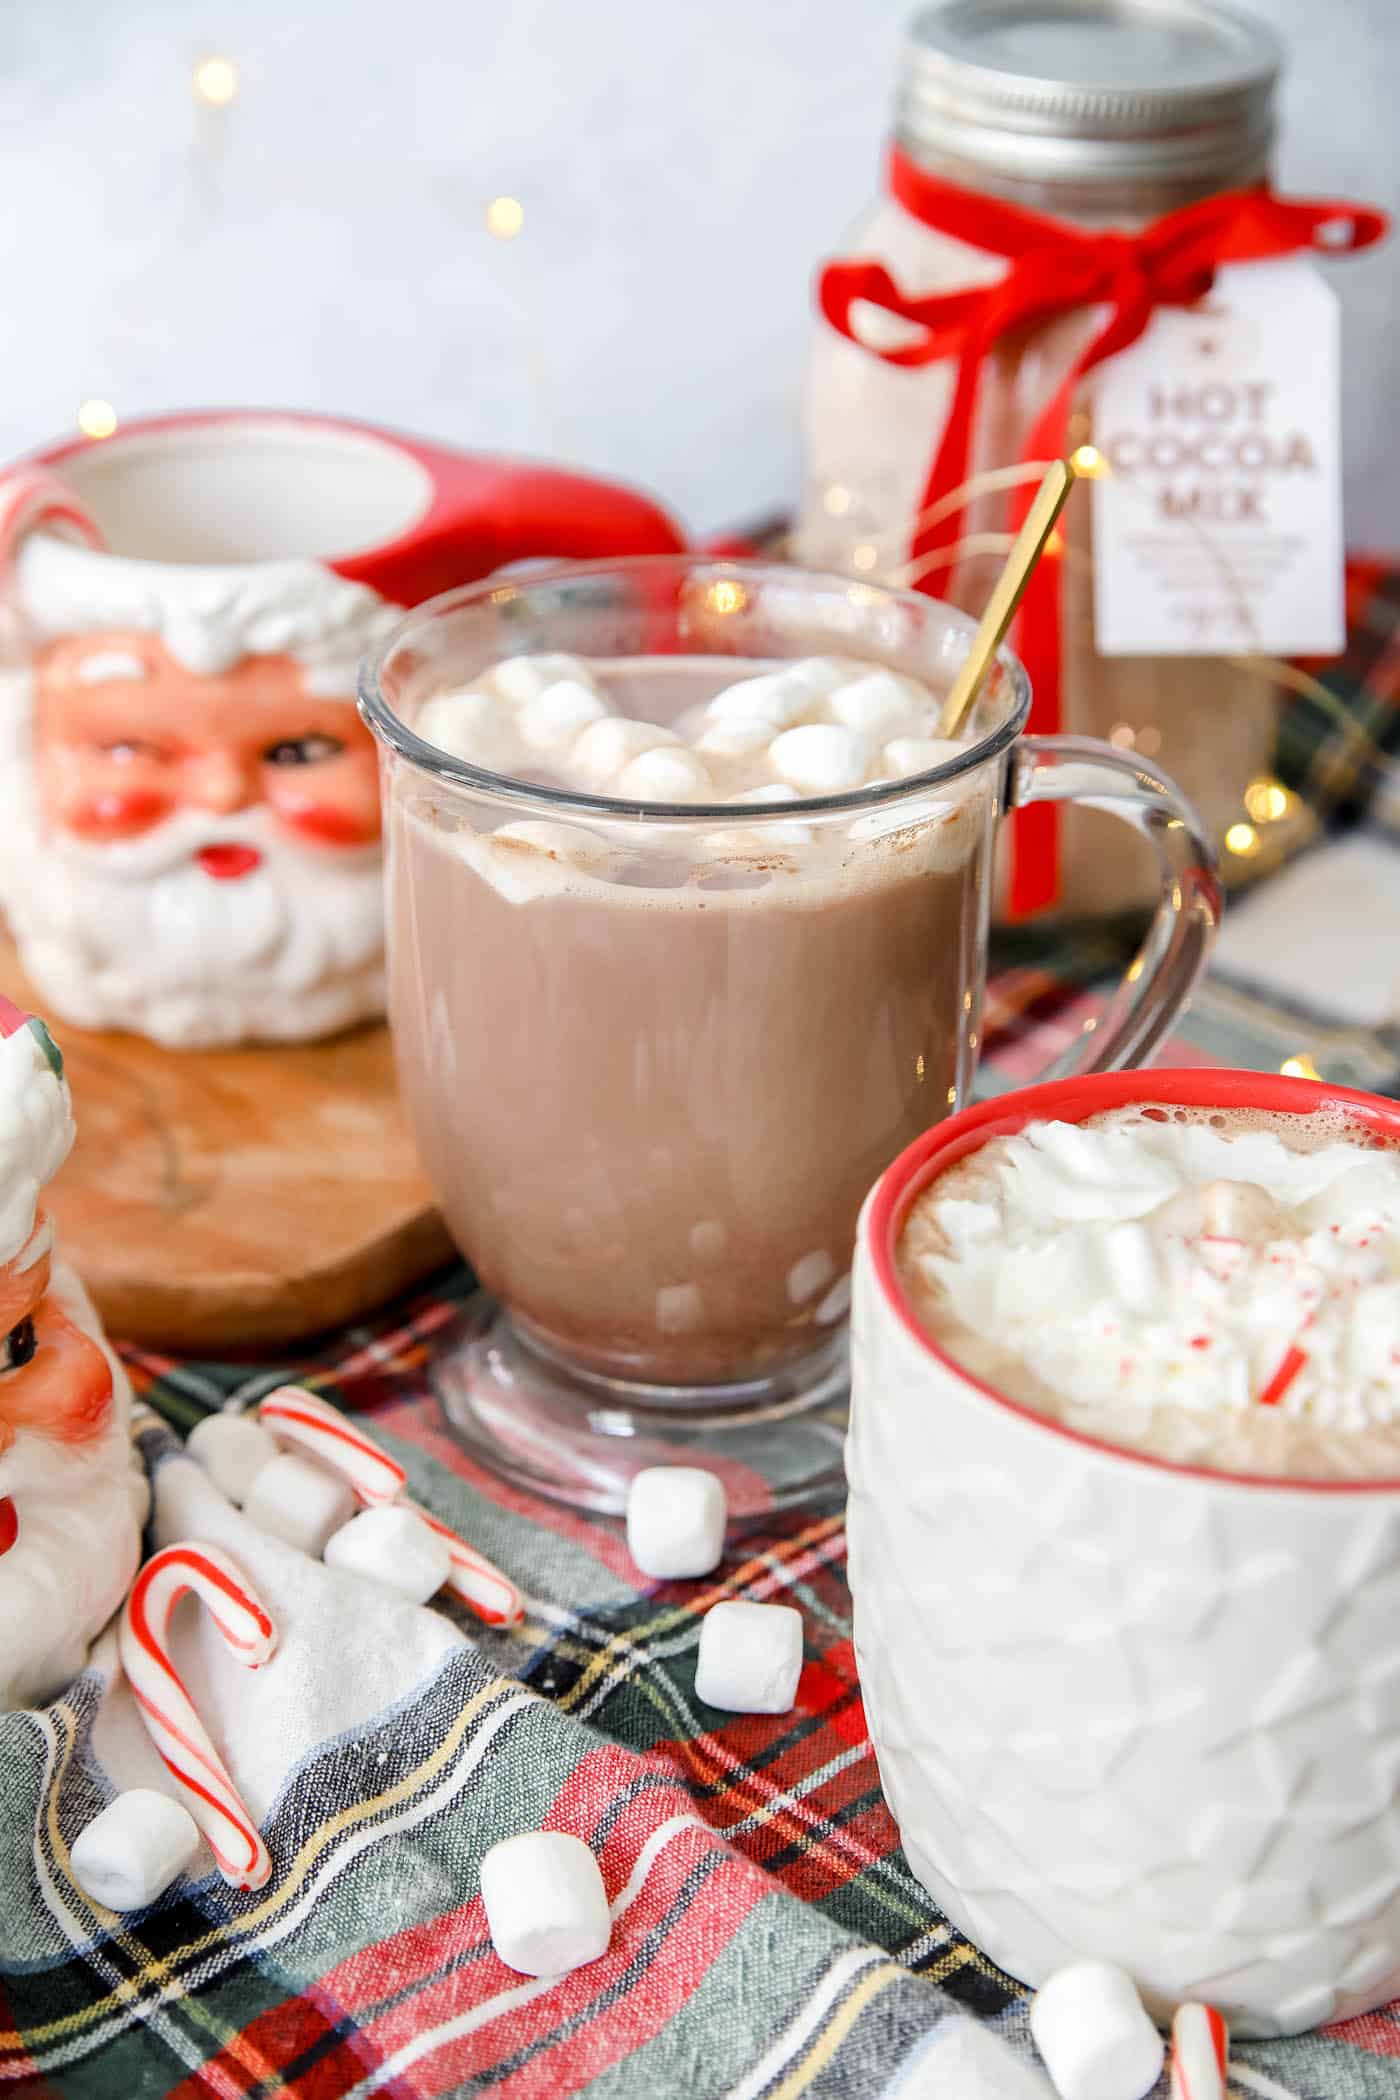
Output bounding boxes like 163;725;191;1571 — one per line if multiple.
898;0;1282;194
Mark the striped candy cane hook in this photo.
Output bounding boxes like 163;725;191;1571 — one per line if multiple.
119;1541;277;1890
258;1386;407;1507
256;1386;520;1628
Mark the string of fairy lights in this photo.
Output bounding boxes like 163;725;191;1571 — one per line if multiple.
62;55;1377;1081
75;53;527;445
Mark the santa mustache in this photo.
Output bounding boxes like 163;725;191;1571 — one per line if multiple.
41;799;380;883
0;1419;109;1544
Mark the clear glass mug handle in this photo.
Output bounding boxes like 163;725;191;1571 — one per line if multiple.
1007;734;1224;1075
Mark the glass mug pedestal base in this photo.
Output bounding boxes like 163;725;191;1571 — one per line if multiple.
432;1292;850;1518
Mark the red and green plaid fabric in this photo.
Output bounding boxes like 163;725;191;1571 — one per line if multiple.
3;565;1400;2098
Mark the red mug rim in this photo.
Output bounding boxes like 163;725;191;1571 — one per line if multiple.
865;1067;1400;1498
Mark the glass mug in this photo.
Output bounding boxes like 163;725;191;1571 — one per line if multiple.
360;557;1221;1512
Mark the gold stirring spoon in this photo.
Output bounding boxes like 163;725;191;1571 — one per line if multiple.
937;456;1078;741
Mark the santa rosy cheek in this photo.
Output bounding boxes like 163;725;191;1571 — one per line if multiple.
0;1308;113;1443
274;800;381;848
62;787;170;839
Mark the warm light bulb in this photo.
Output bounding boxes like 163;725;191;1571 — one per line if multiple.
1224;822;1259;857
823;483;853;517
77;399;118;439
704;579;745;616
1244;778;1291;823
1136;726;1161;756
1108;723;1136;749
1280;1054;1321;1080
1045;528;1066;558
486;195;525;239
1071;443;1107;477
193;55;238;105
851;543;879;573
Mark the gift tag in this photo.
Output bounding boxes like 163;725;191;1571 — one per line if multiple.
1092;258;1344;657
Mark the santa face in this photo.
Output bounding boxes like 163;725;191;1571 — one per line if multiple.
0;1230;146;1711
4;631;388;1048
0;1230;111;1448
33;630;382;855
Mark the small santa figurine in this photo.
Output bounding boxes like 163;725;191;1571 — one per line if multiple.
0;525;397;1048
0;993;147;1709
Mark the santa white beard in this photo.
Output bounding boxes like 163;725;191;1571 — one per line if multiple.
0;1265;147;1712
0;708;385;1049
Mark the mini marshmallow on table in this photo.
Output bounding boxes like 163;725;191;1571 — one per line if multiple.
625;1465;727;1579
695;1600;804;1715
185;1412;279;1506
70;1789;200;1913
479;1830;611;1977
243;1452;357;1558
324;1504;452;1605
1030;1963;1165;2100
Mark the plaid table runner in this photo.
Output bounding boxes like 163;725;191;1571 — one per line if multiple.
4;565;1400;2099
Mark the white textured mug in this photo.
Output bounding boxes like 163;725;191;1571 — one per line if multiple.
847;1066;1400;2039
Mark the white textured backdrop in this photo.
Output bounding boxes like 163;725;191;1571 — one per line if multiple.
1;0;1395;542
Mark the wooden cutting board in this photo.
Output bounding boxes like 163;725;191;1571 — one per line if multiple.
0;932;453;1351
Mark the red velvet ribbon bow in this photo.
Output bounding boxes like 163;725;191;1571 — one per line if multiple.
819;148;1388;915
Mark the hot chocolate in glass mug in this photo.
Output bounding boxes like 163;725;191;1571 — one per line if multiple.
0;411;683;1048
360;556;1221;1512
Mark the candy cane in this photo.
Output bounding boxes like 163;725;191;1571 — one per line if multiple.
258;1387;406;1507
406;1500;525;1627
118;1542;276;1890
1170;2002;1228;2100
254;1388;520;1626
1256;1307;1317;1408
0;466;104;572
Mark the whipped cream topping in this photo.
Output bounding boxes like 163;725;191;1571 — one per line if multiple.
900;1108;1400;1444
415;653;961;804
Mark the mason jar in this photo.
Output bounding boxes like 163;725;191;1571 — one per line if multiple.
798;0;1289;918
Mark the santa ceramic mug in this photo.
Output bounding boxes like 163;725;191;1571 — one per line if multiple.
0;410;683;1048
847;1067;1400;2039
0;994;146;1709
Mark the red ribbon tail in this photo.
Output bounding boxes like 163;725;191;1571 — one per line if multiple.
908;329;989;573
